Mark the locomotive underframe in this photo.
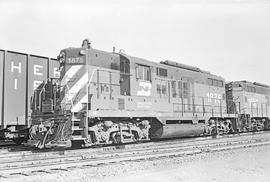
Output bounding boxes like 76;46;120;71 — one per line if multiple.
85;117;151;145
28;114;72;148
27;112;270;148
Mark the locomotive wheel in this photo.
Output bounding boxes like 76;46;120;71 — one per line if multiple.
217;127;224;135
12;138;25;145
114;133;122;144
251;122;259;131
258;121;265;131
111;130;139;144
131;131;140;142
210;126;217;136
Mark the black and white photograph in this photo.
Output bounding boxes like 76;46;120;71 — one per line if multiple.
0;0;270;181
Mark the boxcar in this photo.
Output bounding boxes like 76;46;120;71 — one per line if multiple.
0;49;59;144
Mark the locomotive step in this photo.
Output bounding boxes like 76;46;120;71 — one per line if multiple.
72;126;82;131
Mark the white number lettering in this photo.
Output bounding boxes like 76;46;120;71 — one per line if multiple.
207;92;222;103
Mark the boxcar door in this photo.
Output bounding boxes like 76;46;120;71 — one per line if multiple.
120;55;130;96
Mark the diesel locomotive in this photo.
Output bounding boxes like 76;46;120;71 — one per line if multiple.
27;39;270;148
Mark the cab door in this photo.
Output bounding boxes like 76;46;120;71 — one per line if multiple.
120;55;130;96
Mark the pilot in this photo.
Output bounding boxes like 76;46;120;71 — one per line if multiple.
82;38;91;49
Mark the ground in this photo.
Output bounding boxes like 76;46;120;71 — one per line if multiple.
2;144;270;182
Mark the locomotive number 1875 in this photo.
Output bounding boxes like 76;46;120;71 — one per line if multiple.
66;57;85;65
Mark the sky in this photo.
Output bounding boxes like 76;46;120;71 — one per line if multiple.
0;0;270;85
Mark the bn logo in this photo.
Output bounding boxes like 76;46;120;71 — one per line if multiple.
137;81;152;96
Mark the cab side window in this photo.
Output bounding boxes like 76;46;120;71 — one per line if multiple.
208;78;223;88
136;64;151;81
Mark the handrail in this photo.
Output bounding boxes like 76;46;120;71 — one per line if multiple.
38;80;48;112
76;68;268;118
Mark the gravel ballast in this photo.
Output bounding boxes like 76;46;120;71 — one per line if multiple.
2;144;270;182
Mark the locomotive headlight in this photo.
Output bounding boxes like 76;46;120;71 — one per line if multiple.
58;51;66;66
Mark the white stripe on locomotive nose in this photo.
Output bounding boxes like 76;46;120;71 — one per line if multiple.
61;65;83;85
71;94;87;112
66;72;88;101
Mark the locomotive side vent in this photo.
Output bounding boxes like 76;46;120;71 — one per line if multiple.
118;98;125;110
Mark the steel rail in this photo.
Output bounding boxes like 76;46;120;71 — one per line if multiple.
0;131;269;178
0;131;267;160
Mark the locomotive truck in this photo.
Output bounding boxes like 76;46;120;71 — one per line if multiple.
27;39;270;148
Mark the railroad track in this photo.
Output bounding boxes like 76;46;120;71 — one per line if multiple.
0;130;265;154
0;131;270;179
0;141;17;148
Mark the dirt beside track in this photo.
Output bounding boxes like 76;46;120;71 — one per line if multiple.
1;143;270;182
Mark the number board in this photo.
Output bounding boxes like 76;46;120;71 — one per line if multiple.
66;57;85;65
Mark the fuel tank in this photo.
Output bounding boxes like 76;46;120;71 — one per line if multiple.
150;123;205;139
